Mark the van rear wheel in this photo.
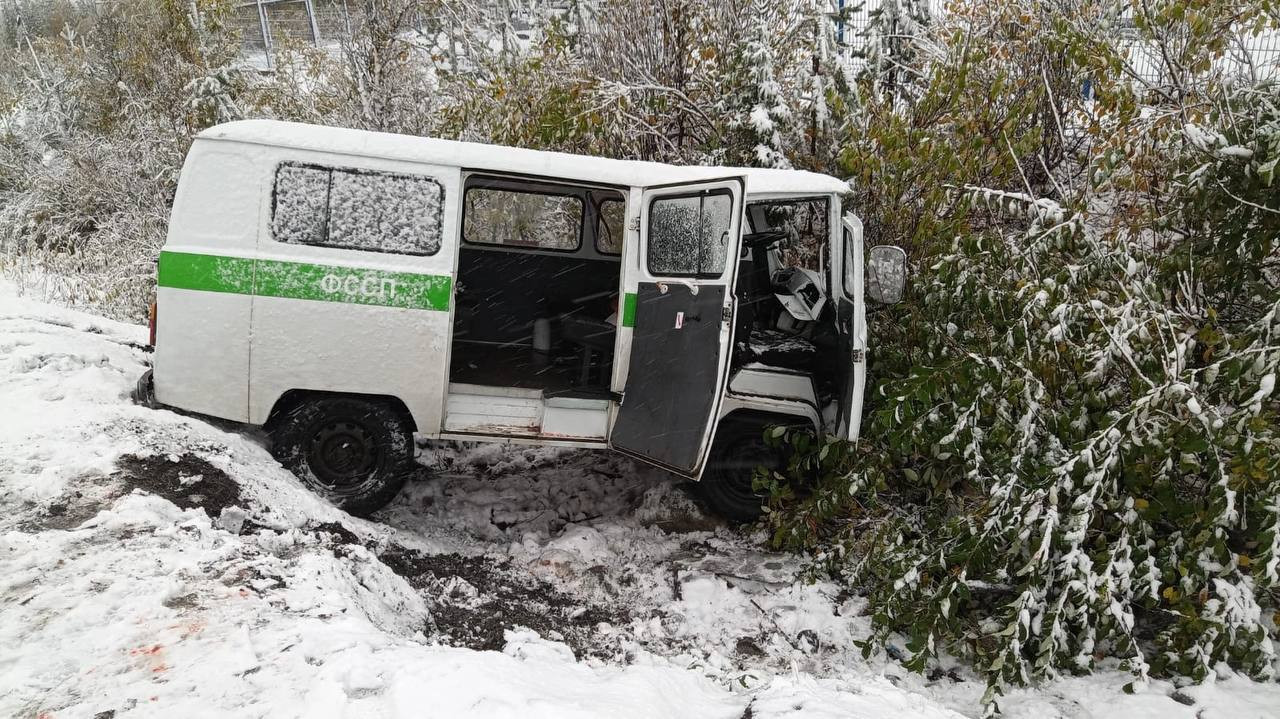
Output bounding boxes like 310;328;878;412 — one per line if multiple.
268;396;412;516
695;421;786;523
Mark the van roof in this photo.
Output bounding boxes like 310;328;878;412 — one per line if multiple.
199;120;851;196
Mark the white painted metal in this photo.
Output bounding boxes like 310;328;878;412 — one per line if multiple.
719;394;821;432
728;368;818;409
245;147;462;431
444;387;543;435
838;213;869;442
200;121;849;196
154;289;253;422
443;386;609;441
543;397;610;440
153;146;260;423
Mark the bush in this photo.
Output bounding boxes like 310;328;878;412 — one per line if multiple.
763;32;1280;715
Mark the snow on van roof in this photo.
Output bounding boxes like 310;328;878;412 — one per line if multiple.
199;120;851;196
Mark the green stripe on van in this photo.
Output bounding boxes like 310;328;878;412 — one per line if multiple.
158;251;255;295
621;292;637;328
158;251;452;312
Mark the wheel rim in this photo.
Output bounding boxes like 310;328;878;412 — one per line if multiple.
305;420;379;496
714;435;779;505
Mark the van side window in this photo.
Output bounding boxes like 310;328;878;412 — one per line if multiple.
271;162;444;256
464;187;583;251
647;191;732;277
596;199;625;255
844;227;857;296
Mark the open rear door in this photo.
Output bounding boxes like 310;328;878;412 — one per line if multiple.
834;213;868;441
609;178;745;476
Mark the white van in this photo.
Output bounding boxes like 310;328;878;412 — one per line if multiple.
136;120;905;521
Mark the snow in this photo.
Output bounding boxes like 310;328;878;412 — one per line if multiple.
647;193;733;276
200;119;852;196
274;163;445;255
3;280;1279;718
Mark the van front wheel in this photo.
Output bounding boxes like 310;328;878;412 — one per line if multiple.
695;421;786;524
268;396;412;516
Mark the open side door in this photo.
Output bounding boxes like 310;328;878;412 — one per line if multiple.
834;213;868;441
609;177;745;476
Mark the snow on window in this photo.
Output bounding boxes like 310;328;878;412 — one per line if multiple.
647;191;732;277
596;199;625;255
272;162;444;256
464;188;582;251
272;164;328;246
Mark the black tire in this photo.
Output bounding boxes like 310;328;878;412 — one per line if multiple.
268;396;412;516
695;421;786;523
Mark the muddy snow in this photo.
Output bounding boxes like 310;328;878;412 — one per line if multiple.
2;280;1278;719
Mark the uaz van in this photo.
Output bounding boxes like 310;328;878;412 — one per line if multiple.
136;120;905;521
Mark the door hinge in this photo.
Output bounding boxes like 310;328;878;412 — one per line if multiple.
722;305;733;323
610;391;625;405
852;349;864;363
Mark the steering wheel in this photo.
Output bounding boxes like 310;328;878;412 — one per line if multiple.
742;230;789;251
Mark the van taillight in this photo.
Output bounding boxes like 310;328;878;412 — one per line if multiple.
148;301;157;348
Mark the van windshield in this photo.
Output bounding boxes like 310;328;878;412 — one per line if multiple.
746;198;829;273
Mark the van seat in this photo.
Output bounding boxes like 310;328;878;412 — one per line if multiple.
738;328;816;373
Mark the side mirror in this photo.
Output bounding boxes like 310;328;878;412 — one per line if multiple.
866;245;907;305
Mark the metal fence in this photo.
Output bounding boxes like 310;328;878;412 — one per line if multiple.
233;0;352;63
234;0;1280;83
831;1;1280;84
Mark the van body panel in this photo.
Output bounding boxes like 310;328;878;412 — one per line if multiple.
728;367;818;409
152;143;260;422
246;152;462;431
719;394;821;432
153;286;253;422
248;297;448;427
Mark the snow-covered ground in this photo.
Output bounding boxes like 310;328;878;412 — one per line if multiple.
2;280;1278;719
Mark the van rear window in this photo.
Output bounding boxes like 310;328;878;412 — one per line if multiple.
272;162;444;256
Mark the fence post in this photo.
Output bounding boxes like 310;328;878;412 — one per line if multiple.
303;0;321;44
255;0;273;68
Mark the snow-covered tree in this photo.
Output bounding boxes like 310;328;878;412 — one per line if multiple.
736;0;794;168
860;0;931;103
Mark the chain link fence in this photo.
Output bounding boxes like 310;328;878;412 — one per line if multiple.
233;0;351;64
229;0;1278;83
830;1;1279;84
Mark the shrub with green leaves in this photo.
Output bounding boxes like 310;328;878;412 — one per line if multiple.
762;80;1280;710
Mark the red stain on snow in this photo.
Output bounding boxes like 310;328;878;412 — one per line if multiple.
167;619;206;639
129;644;163;656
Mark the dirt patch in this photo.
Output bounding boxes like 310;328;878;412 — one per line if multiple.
113;453;243;517
32;487;118;530
309;520;363;547
379;544;627;658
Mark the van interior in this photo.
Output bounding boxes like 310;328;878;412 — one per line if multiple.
733;197;840;401
445;174;626;439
